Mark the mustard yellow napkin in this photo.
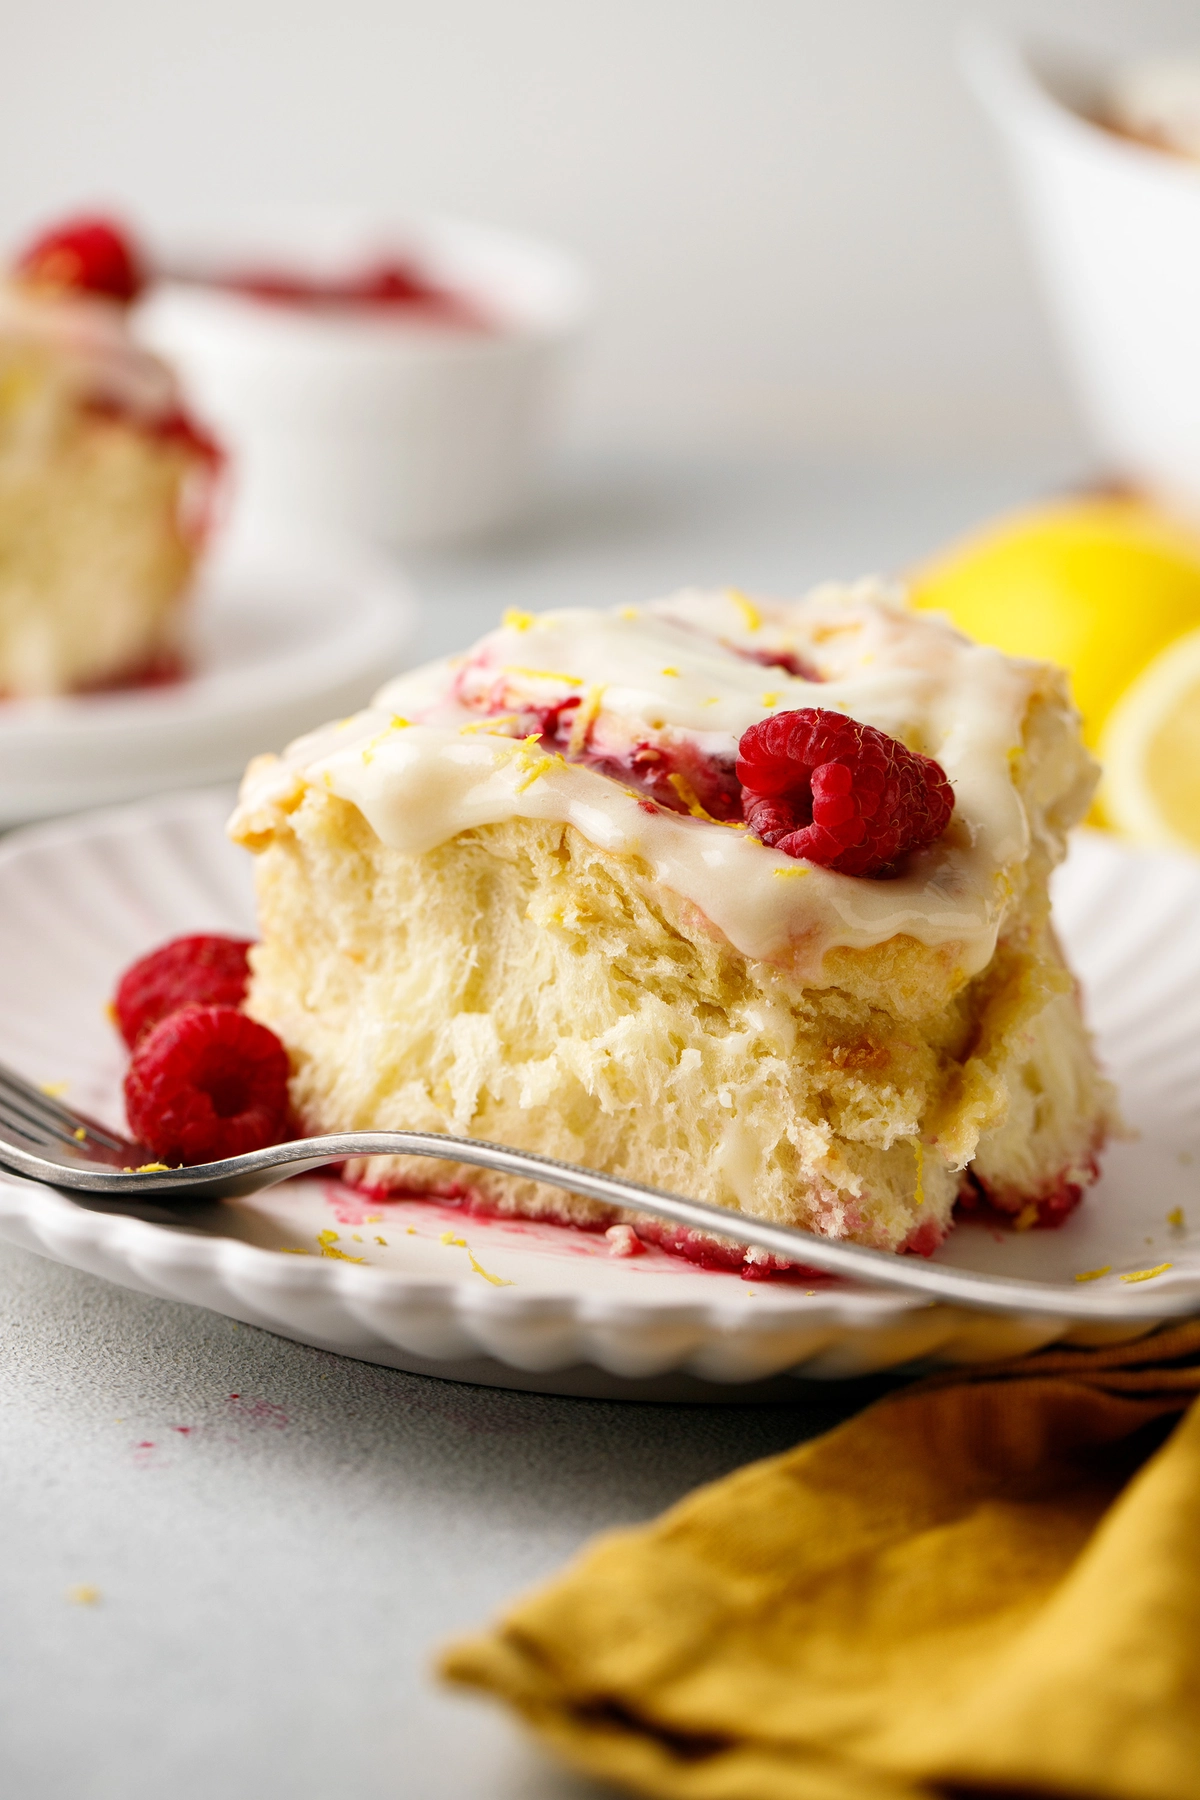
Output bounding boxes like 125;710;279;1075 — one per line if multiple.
442;1324;1200;1800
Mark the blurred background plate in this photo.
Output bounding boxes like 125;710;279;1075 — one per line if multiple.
0;542;416;826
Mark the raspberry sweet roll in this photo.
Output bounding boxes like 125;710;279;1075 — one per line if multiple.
0;216;219;697
229;584;1114;1263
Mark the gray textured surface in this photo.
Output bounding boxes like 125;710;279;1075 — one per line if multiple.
0;453;1077;1796
0;1242;894;1799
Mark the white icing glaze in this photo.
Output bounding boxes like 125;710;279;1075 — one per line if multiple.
0;283;178;422
236;583;1093;979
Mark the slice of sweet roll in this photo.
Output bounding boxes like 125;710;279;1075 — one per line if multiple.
0;214;220;697
229;584;1114;1266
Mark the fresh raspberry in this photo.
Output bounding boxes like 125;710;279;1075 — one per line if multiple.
14;215;144;304
737;707;953;877
114;935;254;1049
124;1005;291;1165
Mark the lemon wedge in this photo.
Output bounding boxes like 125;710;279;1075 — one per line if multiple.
1100;625;1200;848
911;498;1200;748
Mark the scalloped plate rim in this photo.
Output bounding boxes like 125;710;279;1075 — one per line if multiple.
0;791;1196;1391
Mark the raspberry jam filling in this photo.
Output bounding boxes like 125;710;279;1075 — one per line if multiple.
343;1174;835;1283
955;1162;1098;1233
731;643;821;682
465;687;954;856
585;740;743;823
462;683;745;823
215;260;491;331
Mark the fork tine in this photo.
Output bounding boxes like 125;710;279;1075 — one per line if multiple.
0;1092;134;1174
0;1093;65;1149
0;1062;129;1151
0;1088;125;1154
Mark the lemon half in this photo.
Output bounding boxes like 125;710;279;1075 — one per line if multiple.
1100;625;1200;849
911;498;1200;748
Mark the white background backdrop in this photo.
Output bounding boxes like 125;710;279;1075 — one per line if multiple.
2;0;1197;456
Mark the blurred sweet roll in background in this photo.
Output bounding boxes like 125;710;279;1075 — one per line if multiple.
0;216;219;698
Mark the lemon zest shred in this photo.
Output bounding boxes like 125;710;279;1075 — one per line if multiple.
618;606;639;621
514;754;554;794
502;608;536;631
73;1127;86;1141
1014;1203;1039;1232
1120;1262;1173;1283
666;771;747;828
468;1249;516;1287
316;1228;365;1264
661;666;679;678
67;1585;101;1605
281;1247;311;1255
502;665;584;686
374;1235;387;1246
728;588;761;632
1074;1265;1112;1283
772;865;810;879
39;1081;68;1098
460;713;519;735
361;715;412;765
567;683;606;755
1167;1206;1186;1228
761;691;780;708
490;733;536;768
440;1230;467;1247
136;1162;171;1174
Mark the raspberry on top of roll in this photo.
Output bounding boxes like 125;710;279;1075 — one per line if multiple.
230;583;1112;1268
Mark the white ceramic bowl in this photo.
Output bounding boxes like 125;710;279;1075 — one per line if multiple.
965;31;1200;512
136;216;590;551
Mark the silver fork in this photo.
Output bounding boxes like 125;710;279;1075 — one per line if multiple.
0;1056;1194;1321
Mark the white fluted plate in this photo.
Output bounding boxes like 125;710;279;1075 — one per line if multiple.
0;791;1196;1400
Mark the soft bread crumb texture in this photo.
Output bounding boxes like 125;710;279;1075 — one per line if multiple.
0;341;198;695
236;749;1113;1254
